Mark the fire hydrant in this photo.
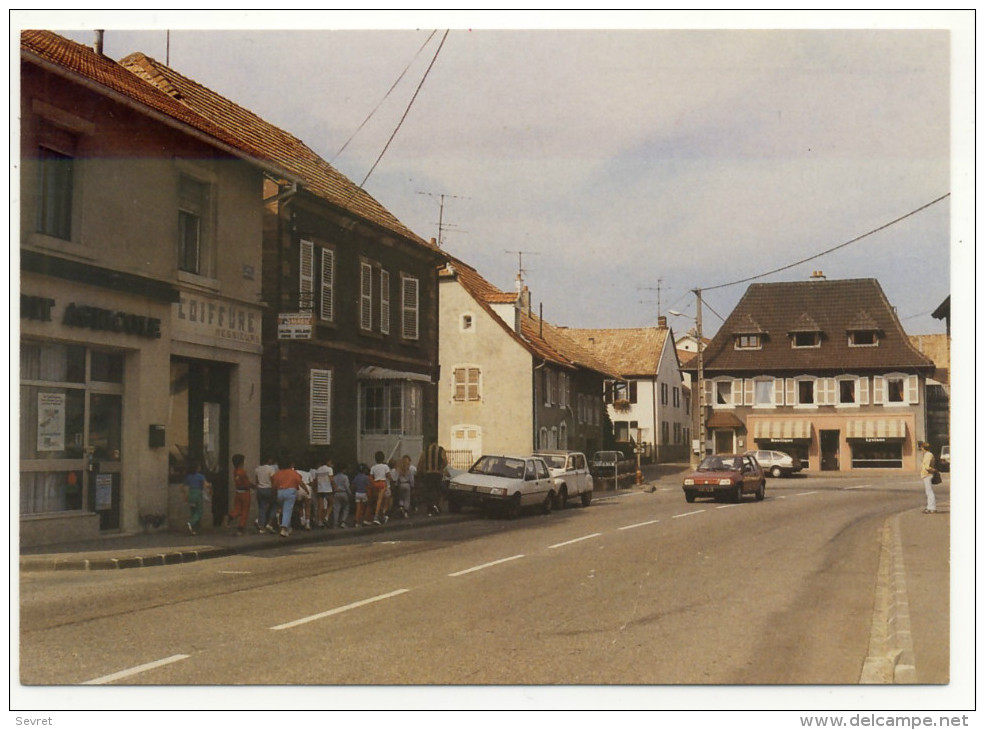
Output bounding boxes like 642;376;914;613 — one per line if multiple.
635;468;644;485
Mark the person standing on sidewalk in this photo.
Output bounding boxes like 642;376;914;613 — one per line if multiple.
367;451;390;526
314;456;335;527
332;462;351;528
182;460;211;535
919;441;938;514
255;455;278;534
225;453;253;535
272;454;305;537
352;464;370;526
418;441;448;517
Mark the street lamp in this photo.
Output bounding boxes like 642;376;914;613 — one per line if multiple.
670;289;706;468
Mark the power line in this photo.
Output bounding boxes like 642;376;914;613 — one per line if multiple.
357;29;450;191
703;194;950;293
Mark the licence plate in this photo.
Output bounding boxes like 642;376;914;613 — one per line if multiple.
698;485;716;492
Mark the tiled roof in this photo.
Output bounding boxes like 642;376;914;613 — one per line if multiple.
118;52;434;250
21;31;282;173
909;334;950;385
697;278;935;373
440;259;621;378
559;327;672;378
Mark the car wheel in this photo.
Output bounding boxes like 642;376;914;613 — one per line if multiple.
755;483;765;501
580;490;592;507
542;491;554;515
685;490;696;503
771;466;783;478
506;493;522;520
554;486;567;511
733;484;744;503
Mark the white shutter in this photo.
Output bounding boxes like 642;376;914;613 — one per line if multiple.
309;369;331;445
774;378;785;405
319;247;334;321
299;239;314;311
703;379;713;408
821;378;836;405
380;269;390;334
907;375;920;404
858;377;869;405
873;376;886;405
360;262;373;331
401;275;419;340
743;379;754;406
786;378;796;406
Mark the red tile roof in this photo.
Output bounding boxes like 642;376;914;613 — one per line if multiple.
697;278;936;373
559;327;672;378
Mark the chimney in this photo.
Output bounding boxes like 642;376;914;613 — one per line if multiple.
94;30;105;56
658;315;668;328
810;270;826;280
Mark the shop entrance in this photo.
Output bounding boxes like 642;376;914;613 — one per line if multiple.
820;430;840;471
170;358;230;527
714;429;735;454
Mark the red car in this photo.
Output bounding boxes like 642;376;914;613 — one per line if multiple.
682;454;766;503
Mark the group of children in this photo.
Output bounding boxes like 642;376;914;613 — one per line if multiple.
216;450;425;537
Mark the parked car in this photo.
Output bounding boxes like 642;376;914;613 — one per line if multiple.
744;449;802;478
447;454;557;518
682;453;766;503
939;445;950;472
532;450;594;508
590;450;631;477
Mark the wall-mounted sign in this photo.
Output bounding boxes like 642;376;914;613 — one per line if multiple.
37;392;65;451
173;294;261;351
95;473;113;511
278;312;314;340
62;302;162;338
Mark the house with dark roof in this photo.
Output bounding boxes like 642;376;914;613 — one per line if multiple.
561;321;690;463
119;49;446;469
683;277;936;473
19;31;284;545
438;259;618;465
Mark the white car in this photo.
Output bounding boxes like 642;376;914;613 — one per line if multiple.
447;454;557;518
532;450;594;508
745;449;803;478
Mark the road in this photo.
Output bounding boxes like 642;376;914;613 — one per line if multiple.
19;474;921;687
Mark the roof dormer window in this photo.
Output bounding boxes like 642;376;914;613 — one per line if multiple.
848;330;879;347
735;333;762;350
792;331;821;349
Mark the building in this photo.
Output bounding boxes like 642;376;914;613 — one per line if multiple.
561;320;690;463
20;31;285;545
684;276;936;473
438;260;617;467
119;51;445;470
909;333;950;452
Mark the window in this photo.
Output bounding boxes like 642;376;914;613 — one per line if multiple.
320;247;335;322
661;421;670;445
559;422;568;449
797;379;815;405
539;427;548;450
792;332;820;348
661;382;668;405
401;275;419;340
461;313;474;332
380;270;390;334
735;334;762;350
614;421;637;442
453;367;481;402
754;379;775;407
629;381;638;404
716;380;733;406
839;379;856;404
887;377;905;403
178;175;210;275
873;374;915;406
360;381;422;436
37;146;74;240
673;422;682;444
309;369;332;445
360;262;373;331
673;387;680;408
849;331;878;347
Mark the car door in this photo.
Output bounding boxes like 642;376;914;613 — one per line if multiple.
744;455;764;492
567;454;584;495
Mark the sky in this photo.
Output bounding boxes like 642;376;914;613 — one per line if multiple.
16;10;970;341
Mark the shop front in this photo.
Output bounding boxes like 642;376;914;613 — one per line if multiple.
845;418;908;470
752;419;812;471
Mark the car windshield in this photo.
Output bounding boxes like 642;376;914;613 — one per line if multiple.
469;456;526;479
538;455;566;469
697;455;741;472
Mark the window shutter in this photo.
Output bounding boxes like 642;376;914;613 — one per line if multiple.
785;378;796;406
360;262;372;330
858;377;869;405
319;247;334;321
907;375;920;404
453;368;465;401
774;378;785;405
309;369;331;445
703;379;714;408
468;368;480;401
401;275;419;340
743;379;754;406
872;376;886;405
380;269;390;334
299;240;315;311
820;378;836;405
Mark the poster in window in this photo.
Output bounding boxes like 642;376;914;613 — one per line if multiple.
95;473;113;511
37;392;66;451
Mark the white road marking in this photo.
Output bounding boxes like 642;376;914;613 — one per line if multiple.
716;503;741;509
660;487;675;492
82;654;190;685
448;554;525;577
270;589;410;631
218;570;252;574
548;533;602;549
842;485;870;490
618;519;660;531
794;491;819;497
672;510;706;519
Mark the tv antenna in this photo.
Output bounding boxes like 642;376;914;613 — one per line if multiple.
505;250;539;287
417;191;468;247
638;279;666;319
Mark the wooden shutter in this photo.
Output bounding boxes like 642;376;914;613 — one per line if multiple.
703;379;713;408
743;379;754;406
380;269;390;334
785;378;796;406
401;275;419;340
299;239;314;311
360;262;372;331
319;247;334;321
858;377;869;405
820;378;836;405
453;367;465;401
774;378;785;405
309;369;331;445
907;375;920;404
467;367;480;401
872;376;886;405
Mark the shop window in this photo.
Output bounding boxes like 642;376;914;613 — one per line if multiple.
851;441;903;469
91;351;124;383
360;381;421;436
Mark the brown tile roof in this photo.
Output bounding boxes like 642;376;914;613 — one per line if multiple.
559;327;672;378
117;51;434;251
696;278;936;373
21;30;284;174
440;259;621;378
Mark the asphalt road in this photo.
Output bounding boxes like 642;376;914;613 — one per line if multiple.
19;474;920;687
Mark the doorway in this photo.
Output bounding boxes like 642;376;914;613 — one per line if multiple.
820;430;840;471
714;429;735;454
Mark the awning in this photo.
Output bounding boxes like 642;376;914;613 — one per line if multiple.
357;366;431;382
753;420;812;440
706;411;746;429
846;418;907;440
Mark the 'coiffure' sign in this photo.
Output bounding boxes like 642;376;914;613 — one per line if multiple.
173;294;261;352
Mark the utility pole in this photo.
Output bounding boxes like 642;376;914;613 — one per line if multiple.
695;287;706;462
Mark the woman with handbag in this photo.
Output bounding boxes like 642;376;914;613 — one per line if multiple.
919;441;939;514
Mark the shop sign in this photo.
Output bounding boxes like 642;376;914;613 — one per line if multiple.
37;392;65;451
22;295;162;339
95;473;113;511
173;294;261;349
278;312;314;340
865;438;887;443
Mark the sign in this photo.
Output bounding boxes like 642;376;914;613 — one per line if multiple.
278;312;314;340
173;294;261;351
95;473;113;511
37;392;66;451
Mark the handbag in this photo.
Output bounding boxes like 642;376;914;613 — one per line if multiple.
931;471;942;485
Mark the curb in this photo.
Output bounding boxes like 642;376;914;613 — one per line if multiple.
860;512;917;684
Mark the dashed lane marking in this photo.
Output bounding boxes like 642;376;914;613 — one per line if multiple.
672;510;706;519
82;654;190;685
270;589;411;631
448;554;525;577
793;491;819;497
716;503;742;509
548;533;602;549
842;485;870;490
618;519;660;531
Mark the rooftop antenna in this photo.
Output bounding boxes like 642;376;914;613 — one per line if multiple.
638;278;666;319
417;191;468;247
505;249;539;289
